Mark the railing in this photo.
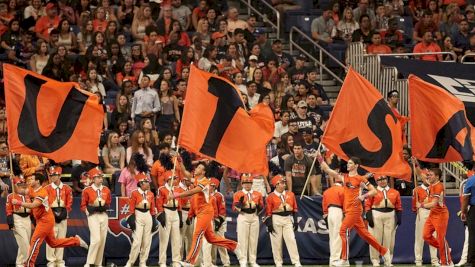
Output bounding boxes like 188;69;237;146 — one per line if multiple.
377;51;458;62
240;0;280;39
289;26;346;84
461;53;475;64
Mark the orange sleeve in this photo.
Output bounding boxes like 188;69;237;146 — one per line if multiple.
265;195;274;217
232;191;241;212
150;192;157;215
365;195;374;211
65;186;73;212
6;194;13;216
156;188;165;213
129;192;137;215
258;193;264;210
290;192;298;212
395;191;402;211
80;188;89;212
210;196;218;218
432;184;444;198
19;156;36;177
105;187;112;206
188;200;196;218
322;192;328;215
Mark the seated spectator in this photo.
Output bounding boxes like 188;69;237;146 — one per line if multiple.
35;2;59;41
466;5;475;31
196;18;211;46
463;33;475;60
110;93;131;131
252;67;272;94
102;131;126;175
93;7;109;33
311;6;336;44
246;80;260;109
352;14;374;44
271;0;301;14
157;5;177;37
57;19;78;53
270;39;294;69
427;0;442;26
374;3;389;31
176;47;194;78
233;72;247;93
261;57;283;87
29;39;49;74
440;35;457;60
367;32;392;54
143;25;165;57
226;7;247;33
139;54;162;84
139;118;159;147
380;18;403;49
274;110;290;141
192;0;208;30
212;31;228;60
244;13;258;44
304;69;329;105
23;0;44;32
116;61;138;88
452;19;471;54
126;130;154;166
98;0;117;23
162;31;184;65
217;55;240;80
337;7;359;42
170;20;190;47
294;82;310;103
413;10;441;43
85;68;106;97
198;45;218;71
77;19;94;55
233;28;249;61
353;0;376;26
413;31;443;61
287;54;308;84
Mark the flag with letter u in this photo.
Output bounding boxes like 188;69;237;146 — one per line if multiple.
178;65;274;175
322;67;411;180
409;74;475;162
4;64;104;163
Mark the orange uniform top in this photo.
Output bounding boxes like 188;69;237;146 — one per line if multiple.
129;189;157;215
412;184;430;212
176;182;193;210
211;191;226;217
150;156;184;187
232;190;264;212
188;193;218;219
29;186;54;222
156;184;181;212
80;184;112;212
265;190;298;216
322;183;344;215
365;186;402;211
343;175;370;214
46;182;73;212
429;181;447;214
6;193;31;215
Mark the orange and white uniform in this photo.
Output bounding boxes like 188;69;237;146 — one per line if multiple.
26;186;80;267
177;181;193;258
339;175;388;261
156;182;182;267
125;188;157;267
182;177;238;265
81;184;112;267
412;184;438;266
322;182;344;266
45;182;73;267
266;189;301;267
6;191;32;267
151;157;184;187
423;182;453;265
365;185;402;266
233;189;264;266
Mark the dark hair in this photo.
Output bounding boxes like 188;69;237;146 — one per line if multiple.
387;90;399;98
157;142;171;150
293;141;304;148
430;168;442;178
349;156;361;165
359;14;370;23
203;45;217;58
34;172;48;184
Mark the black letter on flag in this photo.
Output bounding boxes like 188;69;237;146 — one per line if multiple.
339;99;396;167
200;77;245;157
18;74;89;153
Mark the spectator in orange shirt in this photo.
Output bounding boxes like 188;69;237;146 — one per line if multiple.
217;55;240;81
35;2;60;41
413;31;443;61
367;32;392;54
92;7;108;33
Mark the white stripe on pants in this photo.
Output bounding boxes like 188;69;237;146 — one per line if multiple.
211;221;230;266
369;210;396;265
181;210;193;260
414;208;438;265
270;215;301;267
158;208;181;267
327;207;343;265
458;226;469;264
46;219;67;267
127;210;153;266
13;214;32;267
85;213;108;266
237;213;259;265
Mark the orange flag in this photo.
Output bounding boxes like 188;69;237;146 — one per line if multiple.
322;67;411;180
178;65;274;175
4;64;104;163
409;75;475;162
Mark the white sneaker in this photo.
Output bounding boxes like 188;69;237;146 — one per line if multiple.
124;264;131;267
415;263;423;267
382;250;392;267
455;261;467;266
251;264;260;267
294;264;302;267
239;263;247;267
178;261;194;267
76;235;89;249
334;259;350;266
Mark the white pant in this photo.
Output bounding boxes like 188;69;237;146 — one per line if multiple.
458;226;469;264
211;221;230;266
414;208;438;265
13;214;32;267
327;207;343;265
158;208;181;267
270;215;301;267
369;210;396;265
237;213;260;265
46;219;67;267
181;210;193;260
127;210;153;266
85;213;108;266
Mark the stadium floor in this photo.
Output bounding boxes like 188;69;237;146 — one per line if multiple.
143;265;434;267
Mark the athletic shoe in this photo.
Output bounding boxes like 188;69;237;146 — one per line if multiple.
455;261;467;267
383;250;392;267
76;235;88;250
415;263;423;266
294;264;302;267
333;259;350;266
178;261;194;267
251;264;260;267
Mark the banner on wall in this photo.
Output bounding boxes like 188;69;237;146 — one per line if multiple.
0;196;464;266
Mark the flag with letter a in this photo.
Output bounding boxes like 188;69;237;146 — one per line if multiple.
4;64;104;163
322;67;411;180
409;74;475;162
178;65;274;175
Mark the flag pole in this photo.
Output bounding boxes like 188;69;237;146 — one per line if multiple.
300;142;322;200
170;144;180;187
8;146;14;194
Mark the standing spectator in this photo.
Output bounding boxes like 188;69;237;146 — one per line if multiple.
413;31;443;61
226;7;247;33
284;142;319;196
367;32;392;54
119;153;151;197
374;3;389;32
352;14;374;44
244;13;258;45
452;19;471;54
172;0;191;31
337;7;359;43
157;80;180;132
131;75;161;125
35;2;60;41
311;6;336;44
157;5;177;37
353;0;376;26
413;10;441;43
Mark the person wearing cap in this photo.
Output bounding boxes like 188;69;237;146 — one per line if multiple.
45;166;73;267
264;174;301;267
466;5;475;31
125;173;157;267
245;55;258;82
284;141;320;196
156;173;183;267
233;174;264;267
167;162;244;267
6;176;32;267
322;173;344;266
13;172;88;267
365;175;402;266
412;168;439;266
287;54;308;84
294;100;317;132
213;32;228;61
176;176;194;259
81;168;112;267
270;39;294;69
318;154;392;266
34;2;60;41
